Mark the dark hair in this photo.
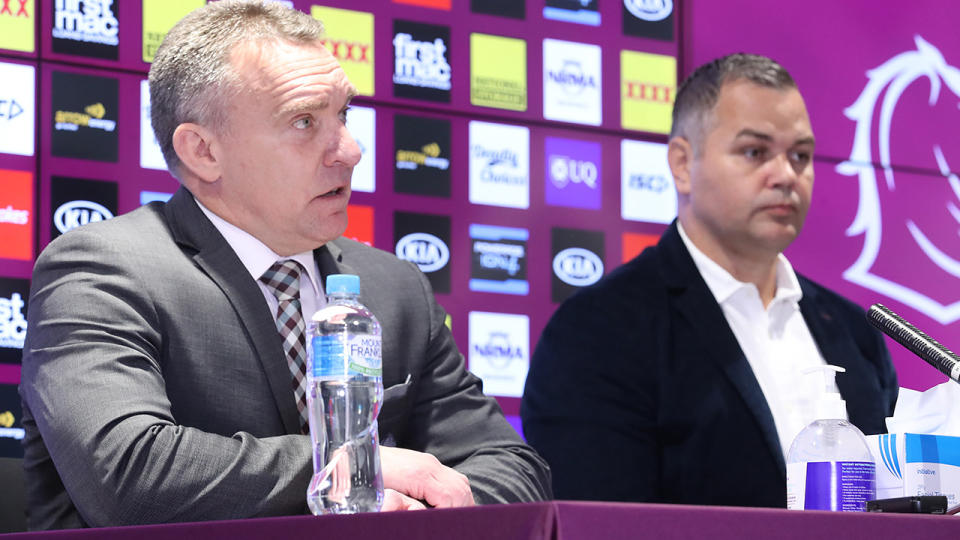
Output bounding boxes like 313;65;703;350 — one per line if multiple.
670;53;797;148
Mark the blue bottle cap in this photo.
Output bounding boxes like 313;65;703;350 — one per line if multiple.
326;274;360;296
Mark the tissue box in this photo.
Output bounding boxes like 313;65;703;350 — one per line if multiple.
867;433;960;507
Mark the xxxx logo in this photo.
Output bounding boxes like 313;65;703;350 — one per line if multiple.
0;0;29;16
320;39;371;63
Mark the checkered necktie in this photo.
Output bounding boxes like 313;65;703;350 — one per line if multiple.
260;260;309;434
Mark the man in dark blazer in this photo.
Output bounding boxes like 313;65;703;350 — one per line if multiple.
20;1;549;530
521;54;898;507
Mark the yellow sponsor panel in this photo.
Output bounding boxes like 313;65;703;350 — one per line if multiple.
620;50;676;134
311;6;374;96
143;0;205;63
0;0;35;53
470;33;527;111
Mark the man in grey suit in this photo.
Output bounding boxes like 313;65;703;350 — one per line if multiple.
19;0;550;530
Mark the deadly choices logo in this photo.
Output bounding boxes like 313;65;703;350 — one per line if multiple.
52;0;119;60
839;36;960;324
468;121;530;209
393;20;451;103
394;211;451;294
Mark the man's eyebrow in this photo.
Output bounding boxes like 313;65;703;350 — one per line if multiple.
276;97;329;119
734;129;773;142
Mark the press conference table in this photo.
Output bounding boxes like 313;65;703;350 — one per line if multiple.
5;501;960;539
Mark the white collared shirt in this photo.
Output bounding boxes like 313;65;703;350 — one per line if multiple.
677;223;843;459
196;199;326;324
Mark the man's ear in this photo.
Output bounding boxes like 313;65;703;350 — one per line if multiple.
172;123;222;184
668;136;694;196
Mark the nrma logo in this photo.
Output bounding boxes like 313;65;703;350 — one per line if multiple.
553;247;603;286
473;331;523;369
548;60;597;96
396;232;449;273
54;200;113;234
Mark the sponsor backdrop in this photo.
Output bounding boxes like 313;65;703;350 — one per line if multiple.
0;0;950;456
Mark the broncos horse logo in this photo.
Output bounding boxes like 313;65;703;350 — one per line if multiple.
839;36;960;324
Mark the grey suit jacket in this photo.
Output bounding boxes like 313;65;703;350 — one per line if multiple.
20;187;550;529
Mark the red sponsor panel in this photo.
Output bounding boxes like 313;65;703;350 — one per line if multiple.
345;204;374;246
392;0;451;9
0;168;33;261
621;232;659;263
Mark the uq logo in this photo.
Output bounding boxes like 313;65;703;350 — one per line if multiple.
839;36;960;324
550;156;597;189
552;247;603;286
54;200;113;234
395;232;449;273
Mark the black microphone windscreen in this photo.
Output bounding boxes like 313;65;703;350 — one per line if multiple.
867;303;960;384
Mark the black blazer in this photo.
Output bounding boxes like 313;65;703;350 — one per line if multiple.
521;221;897;507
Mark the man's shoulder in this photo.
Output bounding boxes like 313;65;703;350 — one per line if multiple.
797;272;869;318
38;202;171;259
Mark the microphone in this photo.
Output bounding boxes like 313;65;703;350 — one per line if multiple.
867;303;960;384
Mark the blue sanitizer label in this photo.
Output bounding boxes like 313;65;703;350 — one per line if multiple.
786;461;876;511
312;334;382;378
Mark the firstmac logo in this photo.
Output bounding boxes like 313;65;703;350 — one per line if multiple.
54;200;113;234
552;247;603;287
395;232;449;273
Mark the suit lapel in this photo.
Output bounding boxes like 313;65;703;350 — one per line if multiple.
164;187;302;434
659;222;786;474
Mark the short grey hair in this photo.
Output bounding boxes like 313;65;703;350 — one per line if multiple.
670;53;797;151
148;0;325;177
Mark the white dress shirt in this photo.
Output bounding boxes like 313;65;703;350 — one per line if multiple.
196;199;326;323
677;223;844;459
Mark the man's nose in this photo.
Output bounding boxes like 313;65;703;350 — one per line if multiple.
769;152;799;188
327;124;362;168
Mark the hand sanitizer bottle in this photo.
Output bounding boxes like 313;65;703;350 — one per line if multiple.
786;365;877;511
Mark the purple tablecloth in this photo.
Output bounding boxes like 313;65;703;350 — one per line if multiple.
4;501;960;539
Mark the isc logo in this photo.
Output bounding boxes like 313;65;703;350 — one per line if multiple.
54;200;113;234
395;232;449;273
552;247;603;286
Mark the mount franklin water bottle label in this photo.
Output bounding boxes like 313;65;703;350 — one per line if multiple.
786;461;876;511
312;334;382;378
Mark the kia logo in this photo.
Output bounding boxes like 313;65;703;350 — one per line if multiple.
396;232;450;273
54;200;113;234
552;247;603;286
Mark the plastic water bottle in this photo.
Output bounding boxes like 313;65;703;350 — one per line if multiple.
786;366;876;511
306;274;384;514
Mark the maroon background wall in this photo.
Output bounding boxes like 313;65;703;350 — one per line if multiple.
1;0;955;459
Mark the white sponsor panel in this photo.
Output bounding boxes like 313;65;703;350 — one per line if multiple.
543;39;602;126
469;121;529;209
347;105;376;193
0;62;35;157
468;311;529;398
0;292;27;350
139;80;167;171
621;139;676;224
